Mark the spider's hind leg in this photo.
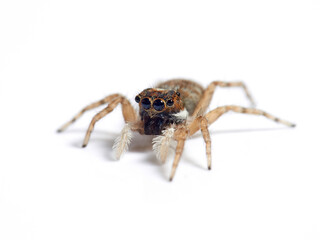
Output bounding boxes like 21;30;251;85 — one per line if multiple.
192;81;255;117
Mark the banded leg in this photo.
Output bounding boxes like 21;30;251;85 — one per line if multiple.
192;81;255;117
58;94;121;132
205;105;296;128
187;105;295;173
190;105;295;137
185;116;212;170
152;126;176;164
170;127;188;181
82;96;137;147
199;117;212;170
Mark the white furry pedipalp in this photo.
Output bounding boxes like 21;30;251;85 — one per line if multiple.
112;123;133;160
152;127;175;163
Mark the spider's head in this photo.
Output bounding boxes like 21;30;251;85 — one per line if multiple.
135;88;187;135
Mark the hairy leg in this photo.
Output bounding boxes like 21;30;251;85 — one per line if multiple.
199;117;212;170
204;105;296;128
57;94;120;132
192;81;255;117
81;96;137;147
58;94;136;132
170;127;188;181
187;105;295;170
190;105;295;136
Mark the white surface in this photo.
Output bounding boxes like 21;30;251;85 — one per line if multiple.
1;1;319;239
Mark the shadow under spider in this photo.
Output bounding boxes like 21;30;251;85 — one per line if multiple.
60;126;293;179
191;126;293;138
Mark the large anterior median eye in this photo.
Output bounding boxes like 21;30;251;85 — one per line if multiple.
153;99;165;111
141;98;151;109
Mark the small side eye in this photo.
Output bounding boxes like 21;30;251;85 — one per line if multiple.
141;98;151;109
153;99;165;111
167;99;174;106
176;91;180;97
135;95;141;103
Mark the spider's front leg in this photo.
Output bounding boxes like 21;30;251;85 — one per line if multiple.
166;119;212;181
57;93;121;132
187;116;212;170
82;95;137;147
169;126;189;181
57;93;137;148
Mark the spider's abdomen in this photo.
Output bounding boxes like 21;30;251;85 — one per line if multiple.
156;79;204;115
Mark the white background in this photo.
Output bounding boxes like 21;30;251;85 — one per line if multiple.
1;0;319;239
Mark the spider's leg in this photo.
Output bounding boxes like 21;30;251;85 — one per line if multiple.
57;93;121;132
82;96;137;148
170;128;188;181
199;117;212;170
185;116;213;170
190;105;295;137
192;81;255;117
188;106;295;171
204;105;296;127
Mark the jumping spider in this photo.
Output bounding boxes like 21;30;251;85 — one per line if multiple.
58;79;295;181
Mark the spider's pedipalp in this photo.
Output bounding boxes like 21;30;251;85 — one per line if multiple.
113;123;133;160
152;126;176;163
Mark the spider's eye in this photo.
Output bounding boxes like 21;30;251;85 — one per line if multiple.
167;99;174;106
135;95;141;103
141;98;151;109
153;99;165;111
176;91;180;97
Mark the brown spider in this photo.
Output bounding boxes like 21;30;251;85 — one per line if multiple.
58;79;295;181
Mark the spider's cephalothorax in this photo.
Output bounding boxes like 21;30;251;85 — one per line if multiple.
135;88;186;135
58;79;295;181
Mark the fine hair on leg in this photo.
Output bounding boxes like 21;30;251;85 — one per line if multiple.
81;96;137;147
57;94;121;132
192;81;256;117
